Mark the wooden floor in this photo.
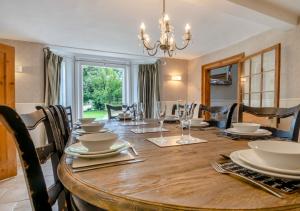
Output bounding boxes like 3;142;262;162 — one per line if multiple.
0;156;57;211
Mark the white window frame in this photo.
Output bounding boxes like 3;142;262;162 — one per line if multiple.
74;60;132;120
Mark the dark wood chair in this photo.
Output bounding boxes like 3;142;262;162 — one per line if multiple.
238;104;300;142
198;103;237;129
106;104;123;119
65;106;73;128
171;103;197;115
43;105;71;149
0;105;71;211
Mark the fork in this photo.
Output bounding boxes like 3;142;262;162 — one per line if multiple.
211;162;283;198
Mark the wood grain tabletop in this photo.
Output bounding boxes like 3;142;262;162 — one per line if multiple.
58;120;300;211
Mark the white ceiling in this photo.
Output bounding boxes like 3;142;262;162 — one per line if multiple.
0;0;298;59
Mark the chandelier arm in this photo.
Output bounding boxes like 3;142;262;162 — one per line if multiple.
142;40;157;51
167;49;174;57
175;39;191;50
146;41;160;56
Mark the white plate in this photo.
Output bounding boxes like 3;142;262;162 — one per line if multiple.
191;121;209;127
238;149;300;175
73;128;108;135
68;140;128;155
225;128;272;136
65;144;129;158
230;150;300;180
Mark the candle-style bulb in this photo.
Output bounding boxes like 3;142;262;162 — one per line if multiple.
140;22;146;31
185;24;191;32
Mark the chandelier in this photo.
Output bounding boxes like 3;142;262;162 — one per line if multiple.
138;0;192;57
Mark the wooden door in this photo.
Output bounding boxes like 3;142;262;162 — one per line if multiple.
0;43;16;180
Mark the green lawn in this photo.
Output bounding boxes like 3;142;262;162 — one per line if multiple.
83;110;107;120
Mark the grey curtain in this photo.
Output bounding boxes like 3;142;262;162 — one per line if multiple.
138;62;160;118
44;48;63;106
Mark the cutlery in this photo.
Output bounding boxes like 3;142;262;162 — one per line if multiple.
211;162;283;198
73;159;145;173
219;153;230;160
128;143;139;156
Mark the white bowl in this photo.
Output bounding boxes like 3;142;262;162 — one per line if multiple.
78;132;118;151
248;141;300;169
78;118;96;124
81;122;105;132
232;123;260;133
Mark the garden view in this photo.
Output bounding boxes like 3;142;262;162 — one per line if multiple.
82;65;123;120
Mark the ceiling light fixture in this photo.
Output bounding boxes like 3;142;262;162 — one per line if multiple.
138;0;192;57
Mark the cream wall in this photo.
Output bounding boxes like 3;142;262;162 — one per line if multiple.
188;26;300;105
0;38;46;146
160;58;188;101
0;38;45;103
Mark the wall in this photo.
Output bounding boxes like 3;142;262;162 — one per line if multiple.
159;58;189;115
0;38;46;146
188;26;300;105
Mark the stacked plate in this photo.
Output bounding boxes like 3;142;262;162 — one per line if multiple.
73;119;109;135
118;113;132;120
65;132;130;159
225;123;272;137
230;140;300;179
190;118;209;128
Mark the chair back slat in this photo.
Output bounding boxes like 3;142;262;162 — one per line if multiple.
64;106;73;128
238;104;300;141
0;105;52;211
198;103;237;129
35;143;55;164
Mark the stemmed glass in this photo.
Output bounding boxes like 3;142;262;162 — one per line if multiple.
136;103;143;132
176;102;188;144
156;101;166;142
122;105;127;124
139;102;146;124
186;106;195;141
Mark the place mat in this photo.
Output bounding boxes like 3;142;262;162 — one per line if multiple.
121;121;149;126
220;161;300;194
131;127;168;134
147;136;208;147
72;151;135;169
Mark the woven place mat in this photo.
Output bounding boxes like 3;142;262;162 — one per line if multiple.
147;135;207;147
220;161;300;194
131;127;168;134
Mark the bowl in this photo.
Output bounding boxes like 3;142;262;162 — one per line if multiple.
248;141;300;169
78;132;118;151
81;122;105;132
232;123;260;133
78;118;96;124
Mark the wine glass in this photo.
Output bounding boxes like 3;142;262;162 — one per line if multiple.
156;101;166;142
176;103;189;144
122;105;127;124
139;102;146;124
186;105;195;142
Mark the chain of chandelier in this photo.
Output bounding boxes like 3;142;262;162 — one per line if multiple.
138;0;192;57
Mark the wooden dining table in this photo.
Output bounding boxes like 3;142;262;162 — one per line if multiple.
58;120;300;211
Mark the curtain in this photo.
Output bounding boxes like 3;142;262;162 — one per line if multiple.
44;48;63;106
138;61;160;118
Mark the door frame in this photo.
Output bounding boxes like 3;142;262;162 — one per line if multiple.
201;53;245;106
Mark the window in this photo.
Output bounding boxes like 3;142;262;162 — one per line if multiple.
81;64;124;120
240;44;280;108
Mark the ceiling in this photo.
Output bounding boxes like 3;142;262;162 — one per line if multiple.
0;0;298;60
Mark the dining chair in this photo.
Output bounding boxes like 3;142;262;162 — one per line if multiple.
106;104;124;119
171;103;197;115
65;106;73;128
38;105;71;149
198;103;237;129
238;104;300;142
0;105;71;211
